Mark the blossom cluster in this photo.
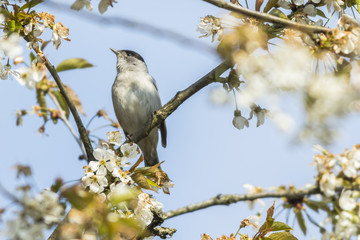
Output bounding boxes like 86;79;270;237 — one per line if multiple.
0;3;70;88
81;131;166;232
197;15;224;42
2;188;64;240
312;144;360;239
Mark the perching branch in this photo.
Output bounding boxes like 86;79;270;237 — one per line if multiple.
130;60;232;144
203;0;332;34
164;186;322;219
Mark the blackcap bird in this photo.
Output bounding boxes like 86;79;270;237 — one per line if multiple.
110;49;167;166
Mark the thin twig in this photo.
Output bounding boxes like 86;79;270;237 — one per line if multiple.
203;0;332;34
164;187;321;219
48;91;87;158
130;61;232;144
164;185;360;219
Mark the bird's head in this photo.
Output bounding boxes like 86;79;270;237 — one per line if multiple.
110;48;148;73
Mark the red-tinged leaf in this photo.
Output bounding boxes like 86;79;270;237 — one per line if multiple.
256;0;264;11
65;85;85;116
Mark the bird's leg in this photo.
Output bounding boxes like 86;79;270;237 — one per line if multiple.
125;131;134;143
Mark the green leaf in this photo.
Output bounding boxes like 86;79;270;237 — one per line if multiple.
55;58;94;72
51;90;69;119
36;88;48;122
30;52;36;63
41;40;51;51
19;0;44;11
267;231;298;240
7;20;22;33
295;210;307;235
306;200;331;213
356;0;360;12
264;0;279;13
269;8;288;19
317;9;327;18
131;172;152;190
271;222;293;232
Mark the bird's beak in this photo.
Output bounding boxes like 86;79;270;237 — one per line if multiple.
110;48;118;54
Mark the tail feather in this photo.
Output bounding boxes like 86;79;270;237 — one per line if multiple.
160;120;167;148
137;129;159;166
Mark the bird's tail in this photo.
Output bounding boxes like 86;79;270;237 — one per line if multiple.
137;129;160;167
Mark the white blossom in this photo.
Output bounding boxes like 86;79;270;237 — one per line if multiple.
51;22;70;49
33;24;45;38
326;0;344;12
91;148;116;175
107;131;123;145
334;211;357;239
196;15;223;42
134;193;163;227
249;105;267;127
232;110;249;130
339;156;358;178
303;4;317;17
319;172;338;197
112;169;132;184
339;190;357;211
5;219;45;240
14;66;45;89
81;171;108;193
0;33;23;58
210;87;229;105
120;143;139;160
0;64;20;80
278;0;291;9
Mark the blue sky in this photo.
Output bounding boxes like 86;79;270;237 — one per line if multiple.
1;0;359;239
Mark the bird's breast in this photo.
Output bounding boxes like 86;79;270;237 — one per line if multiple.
112;72;161;134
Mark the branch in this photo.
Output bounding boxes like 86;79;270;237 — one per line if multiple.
44;1;214;55
203;0;332;34
164;186;322;219
130;60;232;144
44;59;94;162
26;41;95;162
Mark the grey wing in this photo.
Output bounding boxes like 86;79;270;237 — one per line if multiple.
151;77;167;148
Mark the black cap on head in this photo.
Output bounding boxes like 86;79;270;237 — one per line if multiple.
121;50;145;63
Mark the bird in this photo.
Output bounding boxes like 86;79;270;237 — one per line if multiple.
110;49;167;167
